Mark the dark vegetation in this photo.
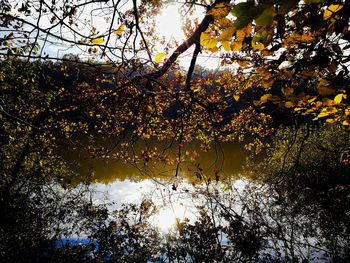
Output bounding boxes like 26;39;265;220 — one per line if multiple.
1;0;350;261
1;57;350;263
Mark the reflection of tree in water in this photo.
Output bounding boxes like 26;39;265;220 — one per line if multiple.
242;123;350;261
61;138;248;186
2;124;350;262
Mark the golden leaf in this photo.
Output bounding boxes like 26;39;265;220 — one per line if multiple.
317;112;330;118
281;70;293;79
201;32;218;49
285;101;294;108
345;108;350;116
221;41;231;51
155;53;166;63
231;41;242;51
233;95;240;101
262;78;275;90
114;24;124;35
208;2;231;19
343;120;349;126
252;42;265;51
218;18;233;28
323;4;343;20
236;29;246;42
218;27;235;41
326;118;336;123
244;23;252;35
253;100;260;106
260;94;272;103
315;101;323;107
207;46;220;53
301;31;316;43
308;96;318;103
237;60;248;67
334;94;343;104
91;38;104;44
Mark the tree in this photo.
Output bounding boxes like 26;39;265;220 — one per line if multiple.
2;0;349;165
1;1;350;261
2;0;349;117
200;0;350;124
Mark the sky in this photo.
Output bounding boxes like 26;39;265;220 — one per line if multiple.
156;4;223;69
1;0;223;70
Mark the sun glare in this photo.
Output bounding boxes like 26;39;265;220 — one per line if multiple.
156;5;185;43
151;203;192;232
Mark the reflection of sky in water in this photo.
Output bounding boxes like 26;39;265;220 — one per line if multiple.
93;179;196;231
92;178;247;232
92;178;332;262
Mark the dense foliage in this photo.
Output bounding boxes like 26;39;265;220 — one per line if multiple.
1;0;350;262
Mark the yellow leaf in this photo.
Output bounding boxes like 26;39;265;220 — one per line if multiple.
308;96;318;103
253;100;260;106
207;46;220;53
206;38;218;49
343;120;349;125
208;2;231;19
285;101;294;108
323;4;343;20
315;101;323;107
218;18;233;28
243;23;252;36
218;27;235;41
236;29;246;42
237;60;248;67
252;42;265;51
201;32;218;49
301;31;316;44
114;24;124;35
260;94;272;103
91;38;103;44
233;95;240;101
221;41;231;51
326;118;336;123
334;94;343;104
345;108;350;116
262;78;275;90
231;41;242;51
155;53;166;63
317;112;330;118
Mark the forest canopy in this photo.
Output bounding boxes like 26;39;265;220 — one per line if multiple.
1;0;349;160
